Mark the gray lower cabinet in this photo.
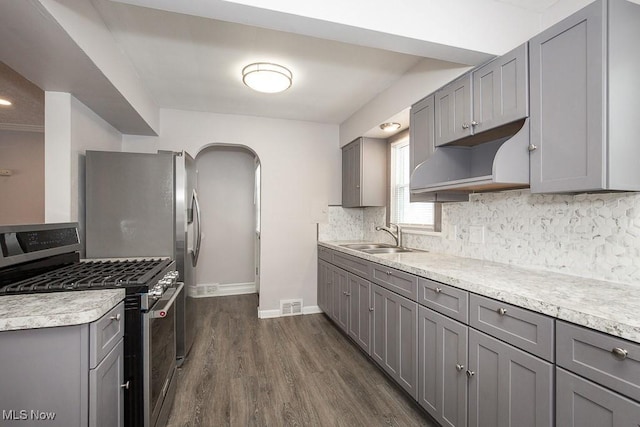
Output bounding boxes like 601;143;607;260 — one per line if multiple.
556;367;640;426
418;306;468;427
371;283;418;399
529;0;640;193
347;273;372;354
331;264;349;329
468;328;553;427
317;260;330;314
0;302;125;427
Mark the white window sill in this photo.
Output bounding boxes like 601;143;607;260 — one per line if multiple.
399;226;442;237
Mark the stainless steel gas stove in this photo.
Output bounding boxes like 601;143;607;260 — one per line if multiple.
0;222;181;427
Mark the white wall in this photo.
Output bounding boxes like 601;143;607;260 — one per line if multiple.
0;130;45;225
44;92;122;248
123;108;341;316
340;58;472;146
195;146;256;287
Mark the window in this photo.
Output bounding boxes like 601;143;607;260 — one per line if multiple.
390;135;437;229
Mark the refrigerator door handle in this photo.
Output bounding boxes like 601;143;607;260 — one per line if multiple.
190;189;202;267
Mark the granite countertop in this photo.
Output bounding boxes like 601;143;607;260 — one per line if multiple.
0;289;125;332
320;240;640;344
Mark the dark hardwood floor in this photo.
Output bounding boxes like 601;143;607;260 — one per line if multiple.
167;294;436;427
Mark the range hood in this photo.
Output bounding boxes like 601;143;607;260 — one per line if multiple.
410;118;530;201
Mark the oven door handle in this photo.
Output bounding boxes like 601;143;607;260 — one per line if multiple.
149;282;184;319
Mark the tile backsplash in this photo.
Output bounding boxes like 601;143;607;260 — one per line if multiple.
321;190;640;286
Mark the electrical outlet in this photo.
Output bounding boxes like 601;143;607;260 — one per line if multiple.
469;225;484;244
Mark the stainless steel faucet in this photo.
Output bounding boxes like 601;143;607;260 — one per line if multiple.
375;223;402;247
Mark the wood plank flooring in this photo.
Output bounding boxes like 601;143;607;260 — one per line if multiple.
166;294;436;427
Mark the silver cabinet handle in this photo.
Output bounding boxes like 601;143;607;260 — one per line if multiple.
345;292;351;297
466;370;475;378
356;184;360;188
462;123;470;129
528;144;538;151
121;381;130;390
497;308;507;316
110;313;121;321
471;120;478;126
369;307;374;312
386;271;392;275
456;364;464;371
435;287;442;293
612;348;628;360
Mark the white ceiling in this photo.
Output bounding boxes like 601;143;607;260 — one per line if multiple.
91;0;426;125
0;0;571;136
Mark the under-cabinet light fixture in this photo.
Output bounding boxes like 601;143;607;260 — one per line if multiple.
242;62;292;94
0;98;12;107
379;122;401;132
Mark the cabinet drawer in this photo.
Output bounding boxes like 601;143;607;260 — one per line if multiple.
318;246;333;262
557;321;640;402
417;278;468;324
90;302;125;369
469;294;554;362
371;264;418;301
556;367;640;426
332;251;371;280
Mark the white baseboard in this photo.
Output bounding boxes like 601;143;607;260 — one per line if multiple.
192;282;256;298
258;305;323;318
303;305;322;315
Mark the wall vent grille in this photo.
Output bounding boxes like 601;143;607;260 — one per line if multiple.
280;299;303;316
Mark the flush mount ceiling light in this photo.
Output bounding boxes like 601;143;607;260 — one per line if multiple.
380;122;401;132
242;62;292;94
0;97;12;107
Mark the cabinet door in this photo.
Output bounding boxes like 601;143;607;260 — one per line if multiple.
435;74;472;146
468;329;553;427
334;266;349;332
90;338;124;427
418;306;468;427
341;139;361;207
410;95;435;172
317;260;329;314
473;43;528;133
556;368;640;427
348;274;371;354
370;284;418;398
529;0;606;193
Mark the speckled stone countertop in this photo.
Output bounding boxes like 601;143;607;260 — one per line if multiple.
0;289;125;332
320;241;640;344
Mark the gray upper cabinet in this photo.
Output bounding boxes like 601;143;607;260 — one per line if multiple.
435;74;473;146
472;43;528;135
410;94;435;172
468;329;553;427
529;0;640;193
341;137;386;207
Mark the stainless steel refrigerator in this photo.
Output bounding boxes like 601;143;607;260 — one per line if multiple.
85;150;202;365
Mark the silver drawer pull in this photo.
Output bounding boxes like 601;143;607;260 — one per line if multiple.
345;292;351;297
386;271;392;275
456;364;464;372
612;347;628;360
435;287;442;293
110;313;121;321
497;308;507;316
466;370;475;378
369;307;374;312
121;381;130;390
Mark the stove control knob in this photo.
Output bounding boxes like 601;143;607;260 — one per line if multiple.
149;284;164;298
167;271;179;280
159;279;172;289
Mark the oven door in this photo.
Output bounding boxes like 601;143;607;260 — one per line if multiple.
143;282;183;427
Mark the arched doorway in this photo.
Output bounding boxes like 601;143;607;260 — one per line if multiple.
193;144;261;300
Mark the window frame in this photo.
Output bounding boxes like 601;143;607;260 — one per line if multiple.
386;131;441;233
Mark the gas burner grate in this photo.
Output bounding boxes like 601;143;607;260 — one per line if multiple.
0;258;172;294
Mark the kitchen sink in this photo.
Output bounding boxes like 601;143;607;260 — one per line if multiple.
339;243;396;250
360;247;418;254
339;243;422;254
